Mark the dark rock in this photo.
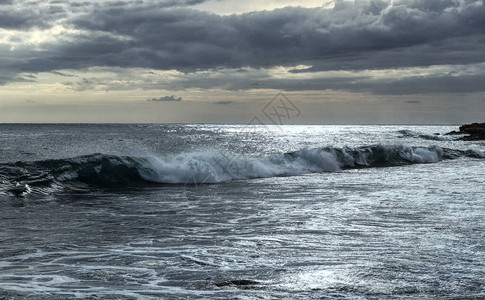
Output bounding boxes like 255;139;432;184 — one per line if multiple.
444;130;461;136
459;123;485;135
446;122;485;140
461;134;485;141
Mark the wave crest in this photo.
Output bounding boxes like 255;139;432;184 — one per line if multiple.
1;144;483;196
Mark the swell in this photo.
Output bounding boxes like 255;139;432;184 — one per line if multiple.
1;145;484;196
397;129;462;141
0;154;150;197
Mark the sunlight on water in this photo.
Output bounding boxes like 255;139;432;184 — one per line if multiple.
0;124;484;299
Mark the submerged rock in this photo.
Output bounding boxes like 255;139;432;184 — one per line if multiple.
446;122;485;141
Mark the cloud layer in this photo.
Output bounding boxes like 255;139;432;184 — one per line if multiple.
1;0;485;95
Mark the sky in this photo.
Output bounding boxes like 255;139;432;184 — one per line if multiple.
1;0;485;124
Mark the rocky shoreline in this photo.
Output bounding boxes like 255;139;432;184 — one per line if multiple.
446;122;485;141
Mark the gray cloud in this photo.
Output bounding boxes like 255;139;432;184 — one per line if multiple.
0;0;68;29
290;35;485;72
147;95;182;102
263;73;485;95
0;9;48;29
360;74;485;95
63;0;485;72
2;0;485;96
50;71;77;77
62;78;97;91
59;62;485;96
169;67;485;95
226;72;485;95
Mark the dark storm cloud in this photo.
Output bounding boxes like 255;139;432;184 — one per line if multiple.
2;0;485;96
0;0;208;30
290;35;485;72
64;0;485;72
0;0;70;29
0;71;20;85
0;8;49;29
0;69;35;85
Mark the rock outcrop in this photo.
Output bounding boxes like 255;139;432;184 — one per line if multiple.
446;122;485;141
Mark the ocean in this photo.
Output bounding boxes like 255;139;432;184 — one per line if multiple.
0;124;484;299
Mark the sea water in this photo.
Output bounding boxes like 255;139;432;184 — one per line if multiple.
0;124;484;299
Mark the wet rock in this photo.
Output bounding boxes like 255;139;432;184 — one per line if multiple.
446;122;485;140
444;130;461;136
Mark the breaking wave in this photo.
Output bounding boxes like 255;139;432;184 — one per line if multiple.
1;145;484;196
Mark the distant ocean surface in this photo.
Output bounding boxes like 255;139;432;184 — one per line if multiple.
0;124;484;299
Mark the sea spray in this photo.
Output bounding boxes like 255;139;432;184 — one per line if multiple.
2;144;483;195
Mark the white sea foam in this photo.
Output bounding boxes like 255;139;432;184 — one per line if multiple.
138;148;340;184
138;145;444;184
400;146;442;163
4;144;475;189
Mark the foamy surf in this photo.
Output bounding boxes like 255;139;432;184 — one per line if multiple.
2;124;485;300
1;144;483;196
397;129;462;141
